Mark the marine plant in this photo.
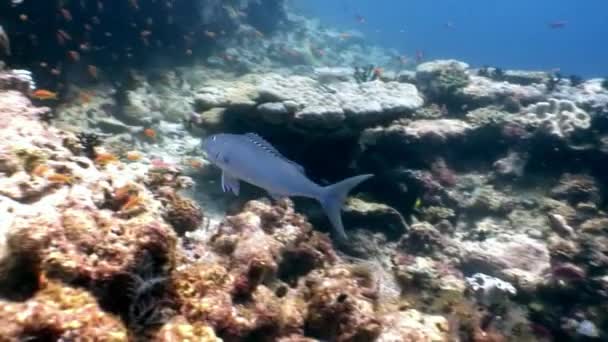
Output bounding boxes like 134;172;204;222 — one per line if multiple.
77;132;102;159
354;65;380;83
491;67;505;81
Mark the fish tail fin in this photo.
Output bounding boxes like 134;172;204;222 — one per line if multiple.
319;174;373;242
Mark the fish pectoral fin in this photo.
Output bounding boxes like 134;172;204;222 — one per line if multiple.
221;172;240;195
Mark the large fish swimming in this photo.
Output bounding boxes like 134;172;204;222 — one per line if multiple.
202;133;372;241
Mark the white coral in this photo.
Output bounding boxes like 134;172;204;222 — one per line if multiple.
466;273;516;306
519;98;590;139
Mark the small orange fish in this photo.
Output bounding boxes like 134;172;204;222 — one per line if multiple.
121;195;142;211
47;172;73;184
32;89;58;101
140;30;152;37
31;164;50;176
68;50;80;62
339;33;352;40
19;14;28;22
95;152;119;166
143;128;156;139
204;30;217;39
254;30;264;38
185;49;193;56
87;65;98;79
186;158;203;168
50;68;61;76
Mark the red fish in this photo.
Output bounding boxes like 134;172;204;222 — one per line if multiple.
549;20;568;29
416;50;424;63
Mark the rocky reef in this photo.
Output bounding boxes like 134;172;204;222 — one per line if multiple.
2;2;608;341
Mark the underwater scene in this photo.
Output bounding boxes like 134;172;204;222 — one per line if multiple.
0;0;607;341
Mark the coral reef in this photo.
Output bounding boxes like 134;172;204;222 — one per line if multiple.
2;3;608;339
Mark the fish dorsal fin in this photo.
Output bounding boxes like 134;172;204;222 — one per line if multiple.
244;133;305;174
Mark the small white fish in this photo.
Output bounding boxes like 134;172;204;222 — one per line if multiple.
0;25;10;56
202;133;373;241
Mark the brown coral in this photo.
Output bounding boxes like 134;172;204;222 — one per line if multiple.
158;186;204;235
0;280;127;341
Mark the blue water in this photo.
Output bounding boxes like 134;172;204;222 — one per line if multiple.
292;0;608;77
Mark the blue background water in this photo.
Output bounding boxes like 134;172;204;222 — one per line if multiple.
291;0;608;77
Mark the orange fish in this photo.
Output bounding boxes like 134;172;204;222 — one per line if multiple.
68;50;80;62
204;30;217;39
31;164;50;177
143;128;156;139
19;14;28;22
95;152;119;166
125;151;142;161
339;33;352;40
60;8;72;22
32;89;58;100
47;172;73;184
87;65;98;79
186;158;203;168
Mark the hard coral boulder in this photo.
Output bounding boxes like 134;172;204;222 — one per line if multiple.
416;59;470;100
377;309;449;342
550;173;601;206
517;99;591;140
0;281;127;341
459;233;550;292
195;72;423;132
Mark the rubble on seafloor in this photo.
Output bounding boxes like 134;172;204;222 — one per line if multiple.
1;5;608;341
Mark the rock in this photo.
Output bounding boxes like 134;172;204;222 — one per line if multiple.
198;107;227;131
550;173;601;206
121;87;163;125
313;66;354;83
195;73;424;130
458;75;545;107
256;102;290;124
400;222;443;255
194;76;258;111
460;234;550;290
503;70;550;85
361;119;472;149
378;310;449;342
343;198;409;239
493;151;527;178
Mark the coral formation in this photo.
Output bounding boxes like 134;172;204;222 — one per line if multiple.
2;3;608;339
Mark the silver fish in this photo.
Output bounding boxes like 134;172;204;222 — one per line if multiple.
202;133;372;241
